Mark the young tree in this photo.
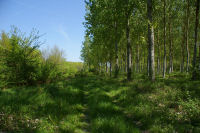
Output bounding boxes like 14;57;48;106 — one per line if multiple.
163;0;167;78
147;0;155;81
185;0;190;72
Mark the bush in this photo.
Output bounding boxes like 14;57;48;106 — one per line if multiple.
0;27;66;87
0;27;42;86
38;46;66;83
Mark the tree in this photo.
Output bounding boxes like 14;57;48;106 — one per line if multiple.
163;0;167;78
82;0;200;81
147;0;155;81
185;0;190;72
192;0;200;79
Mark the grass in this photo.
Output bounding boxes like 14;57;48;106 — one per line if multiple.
0;72;200;132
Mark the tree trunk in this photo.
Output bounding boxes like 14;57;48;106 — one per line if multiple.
106;62;108;73
157;29;160;74
114;22;119;78
141;47;143;72
186;0;190;72
163;0;166;78
125;52;127;73
120;57;123;72
147;0;155;81
136;37;140;73
110;61;112;77
181;23;185;72
168;21;173;74
99;63;101;73
147;49;150;76
126;17;132;80
144;48;146;73
193;0;200;79
88;63;90;70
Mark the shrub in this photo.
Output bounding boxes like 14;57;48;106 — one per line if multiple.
0;27;42;86
0;27;67;87
39;46;66;83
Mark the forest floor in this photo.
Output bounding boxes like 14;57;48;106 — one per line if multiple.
0;73;200;133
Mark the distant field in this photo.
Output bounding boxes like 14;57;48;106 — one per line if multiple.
63;62;83;76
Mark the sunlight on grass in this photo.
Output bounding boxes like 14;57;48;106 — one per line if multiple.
1;74;200;132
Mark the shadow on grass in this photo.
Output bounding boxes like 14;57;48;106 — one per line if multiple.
1;73;200;133
0;77;87;133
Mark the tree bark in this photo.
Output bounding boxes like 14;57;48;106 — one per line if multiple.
140;46;143;72
114;21;119;78
163;0;166;78
126;18;132;80
168;21;173;74
136;37;140;73
106;62;108;73
120;57;123;72
110;61;112;77
193;0;200;79
157;29;160;74
99;63;101;73
181;23;185;72
124;52;127;73
147;0;155;81
147;47;150;76
186;0;190;72
144;47;146;73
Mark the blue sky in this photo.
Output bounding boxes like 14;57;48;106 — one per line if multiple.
0;0;86;62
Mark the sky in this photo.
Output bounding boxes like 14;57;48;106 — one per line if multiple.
0;0;86;62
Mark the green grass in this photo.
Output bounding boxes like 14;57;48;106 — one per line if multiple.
0;73;200;132
0;80;87;133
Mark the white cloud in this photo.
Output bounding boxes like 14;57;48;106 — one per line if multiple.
57;24;70;42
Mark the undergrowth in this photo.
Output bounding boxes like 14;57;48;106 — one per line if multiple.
0;73;200;132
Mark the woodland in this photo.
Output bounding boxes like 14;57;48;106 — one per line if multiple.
1;0;200;132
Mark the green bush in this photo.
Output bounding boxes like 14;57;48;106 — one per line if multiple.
38;46;66;83
0;27;42;86
0;27;68;87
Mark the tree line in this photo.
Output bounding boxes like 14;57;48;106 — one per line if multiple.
81;0;200;81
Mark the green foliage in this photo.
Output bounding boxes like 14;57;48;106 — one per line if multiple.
82;0;200;81
0;27;42;86
0;27;82;88
39;46;66;83
64;62;83;77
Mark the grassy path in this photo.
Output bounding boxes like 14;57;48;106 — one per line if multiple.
71;75;139;133
1;74;200;132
